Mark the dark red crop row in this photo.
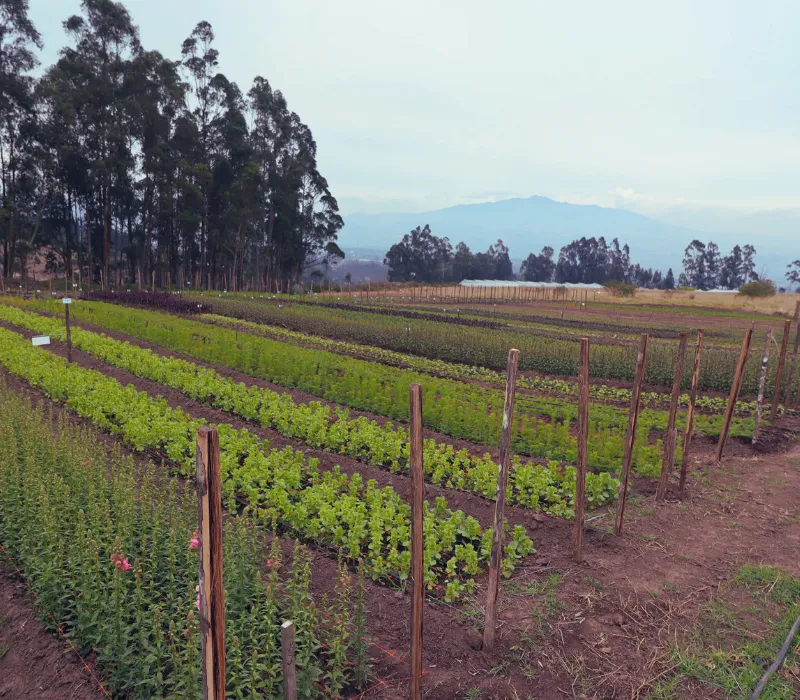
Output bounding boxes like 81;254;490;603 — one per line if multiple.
82;290;213;314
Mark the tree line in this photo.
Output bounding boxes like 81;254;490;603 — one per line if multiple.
384;226;773;291
0;0;343;290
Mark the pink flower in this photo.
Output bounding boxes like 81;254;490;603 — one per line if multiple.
189;537;199;550
110;552;131;572
266;558;279;570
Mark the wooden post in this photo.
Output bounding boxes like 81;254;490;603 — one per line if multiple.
715;328;753;463
679;331;704;491
482;348;520;651
574;339;589;563
770;320;791;419
196;427;226;700
64;302;72;365
783;304;800;406
281;621;297;700
151;270;155;293
752;330;773;444
409;384;424;700
614;334;649;536
657;333;688;500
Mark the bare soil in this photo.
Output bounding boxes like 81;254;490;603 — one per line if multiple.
0;561;105;700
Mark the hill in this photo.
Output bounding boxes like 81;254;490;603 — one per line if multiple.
340;196;792;278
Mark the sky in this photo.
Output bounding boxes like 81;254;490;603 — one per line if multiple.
29;0;800;223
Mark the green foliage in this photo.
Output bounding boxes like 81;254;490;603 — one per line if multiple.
193;294;766;394
738;279;777;297
604;280;637;297
0;384;369;698
0;301;620;514
0;325;533;597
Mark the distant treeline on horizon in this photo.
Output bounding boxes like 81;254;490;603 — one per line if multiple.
381;225;774;291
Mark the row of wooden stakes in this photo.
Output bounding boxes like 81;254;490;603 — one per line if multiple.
190;319;795;700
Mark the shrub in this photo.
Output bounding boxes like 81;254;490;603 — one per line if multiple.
604;281;637;297
738;280;776;297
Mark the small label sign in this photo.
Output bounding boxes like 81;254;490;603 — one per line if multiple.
63;298;72;304
31;335;51;346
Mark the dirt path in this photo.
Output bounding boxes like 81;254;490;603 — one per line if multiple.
0;562;105;700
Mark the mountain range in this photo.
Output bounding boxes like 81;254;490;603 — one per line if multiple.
340;196;795;280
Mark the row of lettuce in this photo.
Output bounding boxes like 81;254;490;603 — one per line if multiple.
0;386;370;697
0;325;535;602
0;302;618;515
0;300;753;483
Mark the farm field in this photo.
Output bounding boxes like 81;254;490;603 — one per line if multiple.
1;289;798;699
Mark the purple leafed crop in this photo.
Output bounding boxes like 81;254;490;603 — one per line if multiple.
82;290;213;314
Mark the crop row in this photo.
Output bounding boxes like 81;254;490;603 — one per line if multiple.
0;385;370;697
0;302;618;516
199;313;762;416
195;295;770;394
0;325;534;601
375;301;735;342
84;289;212;314
0;299;667;473
2;299;755;474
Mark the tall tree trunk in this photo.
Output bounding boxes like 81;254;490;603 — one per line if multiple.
86;201;92;286
65;188;73;284
103;183;111;288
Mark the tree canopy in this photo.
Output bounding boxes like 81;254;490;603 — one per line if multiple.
383;226;513;283
384;228;760;291
0;0;343;290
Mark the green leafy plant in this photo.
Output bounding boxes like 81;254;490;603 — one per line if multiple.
0;382;370;698
0;327;533;597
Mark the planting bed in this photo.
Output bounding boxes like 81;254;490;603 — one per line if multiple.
1;291;799;699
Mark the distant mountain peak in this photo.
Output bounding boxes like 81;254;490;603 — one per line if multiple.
340;195;791;277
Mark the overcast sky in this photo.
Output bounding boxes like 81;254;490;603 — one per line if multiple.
30;0;800;218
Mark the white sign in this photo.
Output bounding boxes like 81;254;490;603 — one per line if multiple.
63;298;72;304
31;335;50;346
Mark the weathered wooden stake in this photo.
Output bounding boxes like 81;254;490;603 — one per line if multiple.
281;620;297;700
784;304;800;406
657;332;688;500
196;427;226;700
64;302;72;365
752;330;773;444
483;348;520;651
770;320;791;419
716;328;753;463
679;331;704;491
409;384;424;700
614;334;649;536
574;338;590;562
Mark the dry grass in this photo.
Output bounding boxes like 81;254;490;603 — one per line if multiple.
337;283;800;316
600;289;800;315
